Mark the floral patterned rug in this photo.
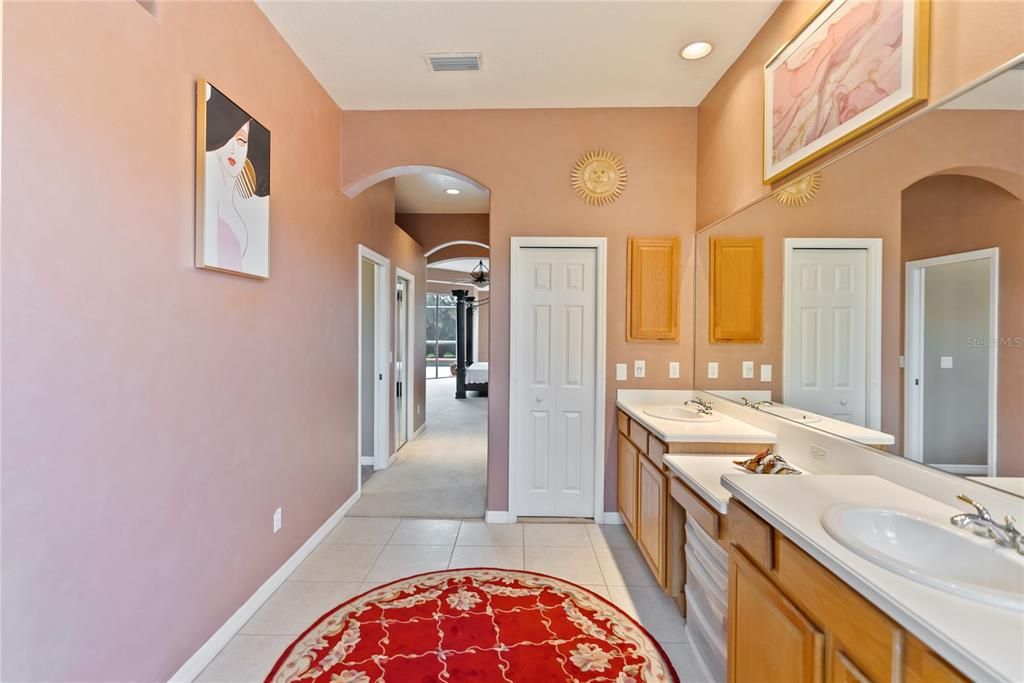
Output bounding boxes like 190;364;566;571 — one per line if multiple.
265;568;678;682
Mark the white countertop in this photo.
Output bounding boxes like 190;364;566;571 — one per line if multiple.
663;455;807;514
617;391;777;444
763;407;896;446
969;477;1024;497
721;474;1024;682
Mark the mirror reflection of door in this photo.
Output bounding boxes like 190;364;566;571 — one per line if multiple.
786;248;869;426
905;251;998;476
395;276;410;451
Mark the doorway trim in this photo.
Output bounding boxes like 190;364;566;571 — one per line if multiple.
507;236;607;523
904;247;999;476
394;266;417;456
782;238;883;430
357;245;391;486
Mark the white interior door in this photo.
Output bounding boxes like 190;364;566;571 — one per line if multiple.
514;247;597;517
786;249;868;425
394;276;410;450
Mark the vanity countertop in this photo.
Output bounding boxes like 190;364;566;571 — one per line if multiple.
663;454;807;514
616;391;777;445
721;474;1024;683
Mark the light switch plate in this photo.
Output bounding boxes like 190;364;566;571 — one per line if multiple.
669;362;680;379
899;355;905;368
707;362;719;379
760;364;772;382
940;356;954;369
273;507;282;533
615;363;627;381
742;361;755;379
634;360;646;378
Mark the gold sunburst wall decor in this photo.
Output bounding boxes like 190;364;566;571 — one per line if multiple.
774;171;822;208
571;150;627;206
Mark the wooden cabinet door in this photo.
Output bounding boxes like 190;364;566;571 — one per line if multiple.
710;237;763;343
904;635;968;683
617;434;639;537
729;548;824;683
829;648;872;683
636;454;666;584
627;237;680;341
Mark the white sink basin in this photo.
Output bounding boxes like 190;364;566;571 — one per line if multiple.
762;405;823;424
823;506;1024;611
643;405;721;423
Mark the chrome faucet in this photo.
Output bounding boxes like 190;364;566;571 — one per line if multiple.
750;400;774;410
951;494;1024;554
685;397;714;415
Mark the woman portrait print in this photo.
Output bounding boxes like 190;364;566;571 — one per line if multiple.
201;82;270;277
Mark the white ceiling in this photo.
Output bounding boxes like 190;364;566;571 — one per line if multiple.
429;257;490;273
395;172;491;213
256;1;781;110
942;67;1024;111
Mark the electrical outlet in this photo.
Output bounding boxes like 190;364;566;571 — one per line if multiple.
810;444;829;461
940;356;954;369
634;360;646;378
273;507;282;533
417;403;421;416
615;363;627;381
707;362;719;379
669;362;680;379
742;361;755;379
760;364;772;382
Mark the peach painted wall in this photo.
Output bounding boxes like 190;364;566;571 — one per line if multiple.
428;243;490;264
901;174;1023;475
696;0;1024;228
1;2;421;680
396;213;490;254
343;107;698;512
694;109;1022;455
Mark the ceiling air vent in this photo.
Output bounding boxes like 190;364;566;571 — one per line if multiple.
424;52;482;72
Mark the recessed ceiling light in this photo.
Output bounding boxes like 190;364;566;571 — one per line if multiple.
445;188;462;195
680;41;713;60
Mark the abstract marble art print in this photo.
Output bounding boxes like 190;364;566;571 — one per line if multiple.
764;0;928;183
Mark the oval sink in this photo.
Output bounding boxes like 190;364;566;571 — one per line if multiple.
643;405;721;423
762;405;823;424
822;506;1024;611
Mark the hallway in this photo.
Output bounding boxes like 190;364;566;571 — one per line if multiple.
350;376;487;518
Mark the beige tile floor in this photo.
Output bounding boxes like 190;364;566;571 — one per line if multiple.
196;519;711;682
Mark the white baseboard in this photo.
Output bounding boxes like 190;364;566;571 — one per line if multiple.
359;456;374;466
485;510;515;524
595;511;624;525
410;423;426;441
168;489;361;682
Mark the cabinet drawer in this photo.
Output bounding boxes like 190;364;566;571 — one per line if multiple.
617;410;629;435
726;500;773;571
647;436;667;468
670;477;719;539
775;536;900;683
628;418;650;452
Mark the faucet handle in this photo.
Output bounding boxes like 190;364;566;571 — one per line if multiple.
956;494;993;521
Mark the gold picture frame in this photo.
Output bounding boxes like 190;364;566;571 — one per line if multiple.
763;0;930;185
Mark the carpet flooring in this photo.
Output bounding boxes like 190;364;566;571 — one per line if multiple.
349;376;487;519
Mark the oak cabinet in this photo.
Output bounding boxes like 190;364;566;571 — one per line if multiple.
617;433;639;537
710;237;763;343
729;548;824;683
627;237;680;341
637;453;667;584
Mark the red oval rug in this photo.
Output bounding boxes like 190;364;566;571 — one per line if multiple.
265;568;679;682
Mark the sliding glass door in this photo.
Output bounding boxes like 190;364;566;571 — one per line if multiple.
425;293;458;379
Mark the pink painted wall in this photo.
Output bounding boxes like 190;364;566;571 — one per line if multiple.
343;107;699;512
696;0;1024;227
395;213;490;255
1;2;421;680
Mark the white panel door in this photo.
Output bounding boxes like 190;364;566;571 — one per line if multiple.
786;249;868;425
515;247;597;517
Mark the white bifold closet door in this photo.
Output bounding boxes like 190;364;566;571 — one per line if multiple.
515;247;597;517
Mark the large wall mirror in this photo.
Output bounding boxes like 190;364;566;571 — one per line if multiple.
694;59;1023;498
